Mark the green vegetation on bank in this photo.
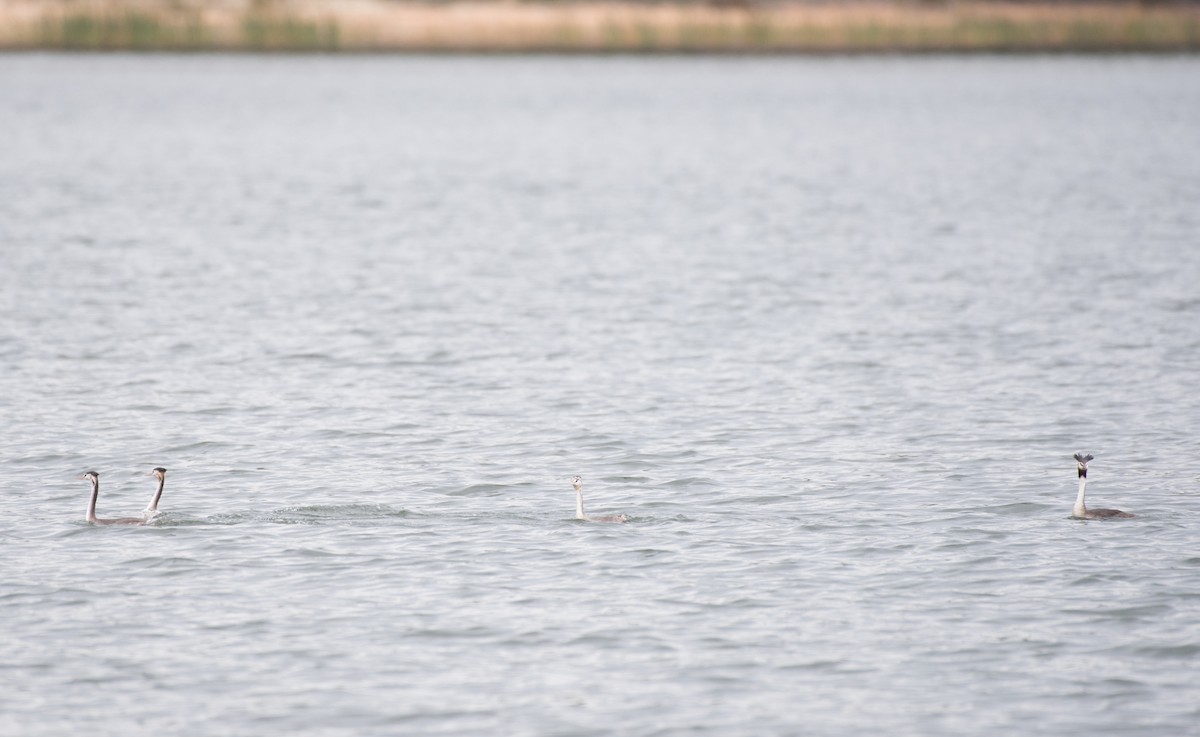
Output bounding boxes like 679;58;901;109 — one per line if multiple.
3;1;1199;53
30;9;339;51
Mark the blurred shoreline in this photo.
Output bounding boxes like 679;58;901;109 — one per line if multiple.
1;0;1198;53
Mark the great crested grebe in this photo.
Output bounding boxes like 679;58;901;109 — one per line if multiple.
1071;453;1134;519
572;476;628;524
81;471;147;526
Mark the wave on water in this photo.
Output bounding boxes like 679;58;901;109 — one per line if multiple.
161;439;239;452
119;555;206;573
444;483;533;497
658;476;720;488
263;503;410;524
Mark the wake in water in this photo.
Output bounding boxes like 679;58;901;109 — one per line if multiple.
183;504;411;527
77;455;1143;530
266;504;410;525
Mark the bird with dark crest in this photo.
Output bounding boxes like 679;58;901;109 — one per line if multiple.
1071;453;1133;519
81;471;148;526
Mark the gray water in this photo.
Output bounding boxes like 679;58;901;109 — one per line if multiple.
1;54;1199;736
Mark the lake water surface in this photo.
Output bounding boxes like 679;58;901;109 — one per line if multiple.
1;54;1199;736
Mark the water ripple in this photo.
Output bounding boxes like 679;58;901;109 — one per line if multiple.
2;54;1199;737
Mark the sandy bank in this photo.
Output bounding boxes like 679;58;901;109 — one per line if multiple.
1;0;1198;52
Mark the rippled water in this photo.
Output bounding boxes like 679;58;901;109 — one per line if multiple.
2;55;1199;736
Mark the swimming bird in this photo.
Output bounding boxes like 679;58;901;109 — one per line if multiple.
144;467;167;517
81;471;147;526
1071;453;1134;519
572;475;628;523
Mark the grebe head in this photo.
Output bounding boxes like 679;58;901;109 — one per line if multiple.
1074;452;1093;478
572;475;583;491
81;471;99;483
151;467;167;479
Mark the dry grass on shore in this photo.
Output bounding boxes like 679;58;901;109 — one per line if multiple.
1;0;1198;52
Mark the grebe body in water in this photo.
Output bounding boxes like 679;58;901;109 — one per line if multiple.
572;476;628;524
144;467;167;517
1071;453;1134;519
81;471;147;526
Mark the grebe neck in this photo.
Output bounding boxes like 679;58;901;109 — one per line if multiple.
86;476;99;523
575;488;586;520
1073;475;1088;517
148;474;165;512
